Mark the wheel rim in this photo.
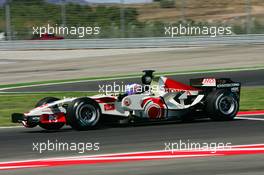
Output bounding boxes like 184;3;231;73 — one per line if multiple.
218;96;236;115
76;103;98;125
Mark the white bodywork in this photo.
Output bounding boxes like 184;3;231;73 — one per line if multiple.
24;77;205;119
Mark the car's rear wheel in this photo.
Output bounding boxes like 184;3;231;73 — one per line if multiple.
35;97;65;130
67;98;102;130
206;89;239;121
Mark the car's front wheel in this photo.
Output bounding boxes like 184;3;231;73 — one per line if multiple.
36;97;65;130
66;98;102;130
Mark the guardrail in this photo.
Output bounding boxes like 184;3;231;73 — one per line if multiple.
0;35;264;50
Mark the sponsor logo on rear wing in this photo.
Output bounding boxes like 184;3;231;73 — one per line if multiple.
190;78;241;88
202;78;216;87
190;78;217;87
217;83;241;88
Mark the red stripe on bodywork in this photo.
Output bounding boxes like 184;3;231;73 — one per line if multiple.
94;97;117;103
40;113;66;124
164;78;200;91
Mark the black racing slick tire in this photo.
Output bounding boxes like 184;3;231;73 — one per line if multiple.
35;97;65;130
67;98;102;130
206;89;239;121
35;97;59;108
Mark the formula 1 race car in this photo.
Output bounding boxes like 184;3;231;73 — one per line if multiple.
12;70;241;130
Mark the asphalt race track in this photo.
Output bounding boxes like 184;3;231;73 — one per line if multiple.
0;69;264;174
0;116;264;174
2;69;264;92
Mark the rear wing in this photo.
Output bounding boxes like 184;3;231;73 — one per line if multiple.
190;78;241;89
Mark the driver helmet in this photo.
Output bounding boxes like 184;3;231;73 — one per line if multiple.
125;83;142;95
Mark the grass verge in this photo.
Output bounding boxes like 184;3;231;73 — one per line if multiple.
0;87;263;126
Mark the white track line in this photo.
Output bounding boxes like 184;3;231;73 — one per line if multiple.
236;117;264;121
0;126;22;129
0;165;46;170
